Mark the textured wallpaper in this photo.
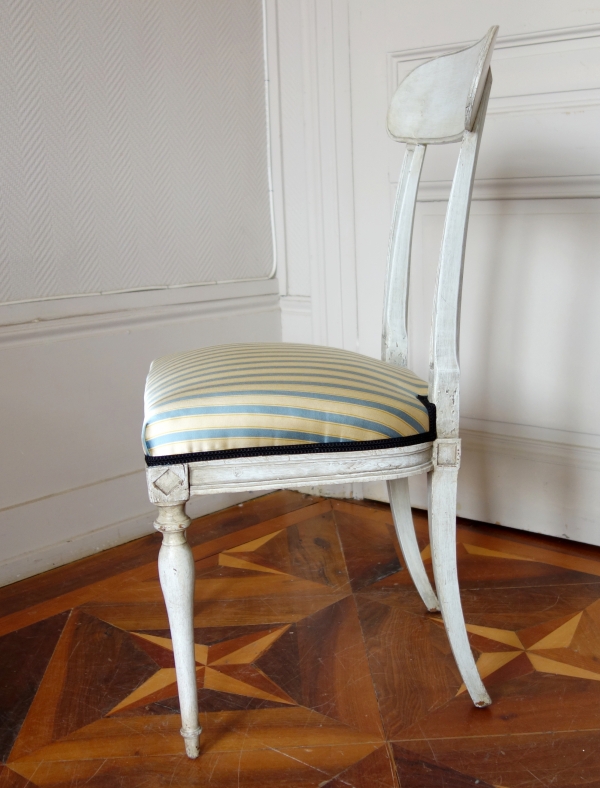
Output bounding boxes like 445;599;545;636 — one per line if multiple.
0;0;272;303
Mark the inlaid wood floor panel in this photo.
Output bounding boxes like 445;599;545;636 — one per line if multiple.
2;491;600;787
0;492;321;622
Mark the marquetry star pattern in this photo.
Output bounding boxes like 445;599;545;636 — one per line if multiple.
108;527;332;716
109;625;296;714
420;536;600;693
217;528;290;574
440;610;600;694
429;598;600;696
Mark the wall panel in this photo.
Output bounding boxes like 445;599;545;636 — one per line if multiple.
0;0;273;303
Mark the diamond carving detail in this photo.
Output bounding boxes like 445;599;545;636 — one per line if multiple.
153;468;183;496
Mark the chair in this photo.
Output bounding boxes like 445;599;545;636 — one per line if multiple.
142;26;499;758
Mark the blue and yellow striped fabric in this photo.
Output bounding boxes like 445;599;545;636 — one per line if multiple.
143;343;434;462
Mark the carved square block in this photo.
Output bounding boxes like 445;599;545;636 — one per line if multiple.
435;439;461;468
147;464;189;504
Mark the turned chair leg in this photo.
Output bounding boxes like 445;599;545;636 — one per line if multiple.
388;477;439;612
427;466;492;707
154;502;201;758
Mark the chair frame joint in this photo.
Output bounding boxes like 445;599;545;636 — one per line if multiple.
433;438;461;469
147;463;190;505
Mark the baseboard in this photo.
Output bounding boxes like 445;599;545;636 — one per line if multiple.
360;426;600;547
0;471;267;588
457;428;600;546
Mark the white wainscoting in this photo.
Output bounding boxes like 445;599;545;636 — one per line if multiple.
363;422;600;547
270;0;600;545
0;471;262;588
0;279;281;586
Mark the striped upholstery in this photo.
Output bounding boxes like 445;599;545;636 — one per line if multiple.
143;343;435;463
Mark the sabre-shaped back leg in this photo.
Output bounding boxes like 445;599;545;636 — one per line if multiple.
387;477;439;612
428;460;491;707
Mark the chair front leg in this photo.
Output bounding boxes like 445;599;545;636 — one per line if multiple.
388;477;439;612
147;465;200;758
154;503;201;757
428;440;491;707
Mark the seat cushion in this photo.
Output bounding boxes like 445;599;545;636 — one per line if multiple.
143;343;435;464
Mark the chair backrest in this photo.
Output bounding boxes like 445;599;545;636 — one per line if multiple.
382;27;498;439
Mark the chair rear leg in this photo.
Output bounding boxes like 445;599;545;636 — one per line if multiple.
427;468;491;707
388;477;439;612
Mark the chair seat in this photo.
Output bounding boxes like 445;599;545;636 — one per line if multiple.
143;343;435;464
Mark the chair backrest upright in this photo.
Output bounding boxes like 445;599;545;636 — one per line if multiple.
382;27;498;439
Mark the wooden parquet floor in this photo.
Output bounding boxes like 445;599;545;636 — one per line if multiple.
1;491;600;787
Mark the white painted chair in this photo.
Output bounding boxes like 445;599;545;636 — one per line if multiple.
143;26;499;758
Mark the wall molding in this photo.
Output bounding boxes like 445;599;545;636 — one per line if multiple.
0;278;279;325
488;87;600;115
264;0;287;295
460;427;600;545
410;174;600;202
389;23;600;66
281;296;312;317
360;425;600;546
0;279;280;347
388;23;600;114
461;428;600;473
346;426;600;499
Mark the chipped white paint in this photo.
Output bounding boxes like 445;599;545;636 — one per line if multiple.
147;28;497;755
188;444;434;494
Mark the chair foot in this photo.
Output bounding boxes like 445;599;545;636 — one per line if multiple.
388;478;440;612
182;727;202;759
